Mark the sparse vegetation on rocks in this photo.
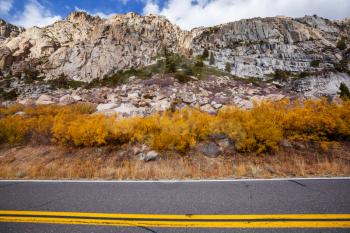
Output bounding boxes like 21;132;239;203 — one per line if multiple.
274;70;290;80
337;37;347;50
225;62;232;73
310;60;320;67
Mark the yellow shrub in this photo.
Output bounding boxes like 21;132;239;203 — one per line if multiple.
148;109;215;152
0;100;349;153
332;100;350;138
0;103;25;116
0;115;29;145
215;106;245;142
27;115;55;143
51;111;78;145
67;102;97;114
239;112;282;153
282;99;350;141
67;114;115;146
216;102;283;153
24;105;62;117
110;108;215;152
112;115;159;143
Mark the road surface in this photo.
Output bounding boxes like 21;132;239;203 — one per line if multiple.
0;178;349;232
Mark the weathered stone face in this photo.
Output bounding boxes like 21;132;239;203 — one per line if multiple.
0;19;24;43
185;16;348;78
0;13;349;82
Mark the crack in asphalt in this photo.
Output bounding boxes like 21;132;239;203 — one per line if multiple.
289;180;307;187
243;183;253;211
138;226;159;233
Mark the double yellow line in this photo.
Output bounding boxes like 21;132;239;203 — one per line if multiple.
0;211;349;228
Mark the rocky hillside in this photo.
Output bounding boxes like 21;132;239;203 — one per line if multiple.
0;12;349;81
0;12;349;114
0;12;183;82
186;16;348;77
0;19;24;42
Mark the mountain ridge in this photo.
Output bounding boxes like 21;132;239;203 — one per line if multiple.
0;11;348;82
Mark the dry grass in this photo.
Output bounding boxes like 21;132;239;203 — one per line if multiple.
0;144;349;180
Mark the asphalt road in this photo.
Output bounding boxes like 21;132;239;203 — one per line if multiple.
0;178;349;233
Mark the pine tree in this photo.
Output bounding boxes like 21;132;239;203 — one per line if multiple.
338;82;350;100
225;62;232;73
209;52;215;65
202;48;209;59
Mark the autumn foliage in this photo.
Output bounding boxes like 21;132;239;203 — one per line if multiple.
0;99;349;153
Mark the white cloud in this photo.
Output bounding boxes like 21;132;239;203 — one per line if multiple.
74;6;114;19
143;0;160;15
13;0;61;28
0;0;13;15
143;0;350;30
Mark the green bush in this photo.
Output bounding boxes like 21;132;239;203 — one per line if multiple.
23;69;43;84
209;52;215;65
334;59;349;74
202;48;209;59
225;62;232;73
310;60;320;67
274;70;290;80
337;37;347;50
1;89;18;101
338;83;350;100
48;73;84;89
194;59;204;68
299;71;312;78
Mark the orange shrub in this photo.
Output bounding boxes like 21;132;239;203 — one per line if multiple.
67;114;116;146
0;103;25;116
216;102;283;153
282;99;350;141
0;115;29;145
0;99;349;153
27;115;55;144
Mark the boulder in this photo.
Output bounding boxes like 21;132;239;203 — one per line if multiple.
35;94;55;105
71;94;82;101
200;104;216;114
211;101;223;109
59;95;76;105
143;151;159;162
14;111;26;116
97;103;118;111
113;103;144;116
151;99;171;112
18;98;34;106
197;142;221;158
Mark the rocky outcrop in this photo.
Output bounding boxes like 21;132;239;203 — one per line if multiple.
185;15;348;78
0;12;184;81
0;13;348;81
0;19;24;43
9;74;288;115
291;72;350;97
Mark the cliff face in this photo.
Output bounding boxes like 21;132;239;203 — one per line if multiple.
0;12;349;83
0;12;184;82
0;19;24;42
186;16;348;78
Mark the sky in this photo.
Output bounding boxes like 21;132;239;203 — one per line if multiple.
0;0;349;30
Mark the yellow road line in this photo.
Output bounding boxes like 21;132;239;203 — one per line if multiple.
0;211;349;228
1;211;349;220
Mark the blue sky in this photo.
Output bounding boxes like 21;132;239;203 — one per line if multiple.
2;0;146;18
1;0;349;30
